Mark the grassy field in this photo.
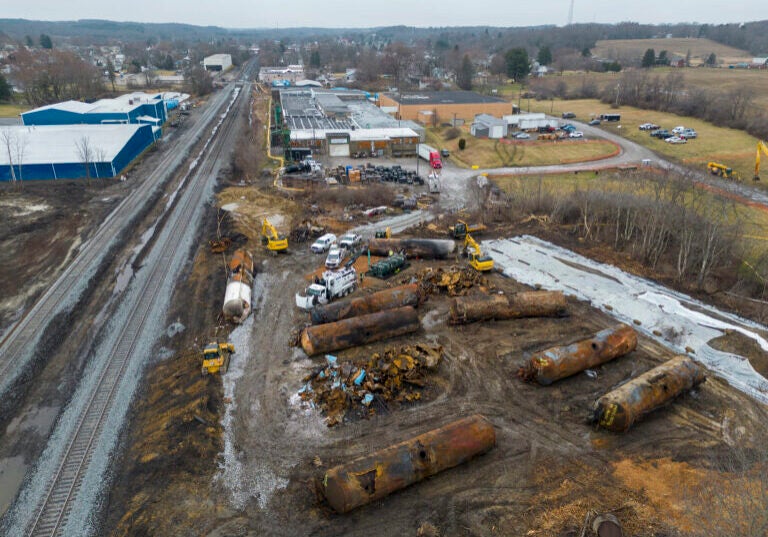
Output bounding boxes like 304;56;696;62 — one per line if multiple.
427;126;619;169
530;68;768;113
526;98;761;179
593;38;751;66
0;104;30;118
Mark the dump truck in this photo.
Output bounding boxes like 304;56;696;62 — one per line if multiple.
201;341;235;376
295;266;358;310
449;220;487;240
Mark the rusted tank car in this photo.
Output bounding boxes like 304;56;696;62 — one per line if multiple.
310;284;420;325
321;414;495;513
300;306;420;356
367;238;457;259
449;291;566;325
593;355;705;432
519;324;637;385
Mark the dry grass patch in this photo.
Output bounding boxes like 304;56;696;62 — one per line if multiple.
593;38;751;65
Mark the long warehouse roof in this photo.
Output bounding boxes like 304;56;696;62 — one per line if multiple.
0;124;151;165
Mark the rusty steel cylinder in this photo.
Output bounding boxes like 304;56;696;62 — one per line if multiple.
520;324;638;385
321;414;495;513
593;355;705;433
310;284;420;325
449;291;566;325
300;306;420;356
368;238;457;259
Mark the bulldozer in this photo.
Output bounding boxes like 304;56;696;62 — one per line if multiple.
262;218;288;253
707;162;740;180
201;341;235;376
449;220;487;240
464;233;494;272
754;140;768;181
374;226;391;239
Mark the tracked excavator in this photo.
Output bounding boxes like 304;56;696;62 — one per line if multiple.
464;233;494;272
262;218;288;253
754;140;768;181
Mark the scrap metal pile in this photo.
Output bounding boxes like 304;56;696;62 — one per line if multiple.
298;344;443;427
415;266;493;296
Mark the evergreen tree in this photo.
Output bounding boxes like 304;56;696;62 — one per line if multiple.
505;48;530;81
24;35;34;48
705;53;717;66
0;73;11;102
456;54;474;90
641;48;656;68
537;45;552;66
310;50;321;68
39;34;53;49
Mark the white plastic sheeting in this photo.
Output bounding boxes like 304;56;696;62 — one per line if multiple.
487;235;768;404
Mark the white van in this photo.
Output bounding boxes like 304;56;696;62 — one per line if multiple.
311;233;337;254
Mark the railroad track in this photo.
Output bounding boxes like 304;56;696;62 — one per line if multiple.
17;78;249;537
0;82;235;399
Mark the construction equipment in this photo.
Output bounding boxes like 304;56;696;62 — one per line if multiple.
209;237;232;253
754;140;768;181
449;220;487;240
707;161;740;180
374;226;391;239
368;253;409;279
201;341;235;376
295;266;358;310
463;234;494;272
261;218;288;253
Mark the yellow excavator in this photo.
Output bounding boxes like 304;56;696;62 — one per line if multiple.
754;140;768;181
262;218;288;253
707;162;740;180
374;226;391;239
201;341;235;376
464;233;494;272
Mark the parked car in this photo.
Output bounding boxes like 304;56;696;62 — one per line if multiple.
650;129;671;139
562;111;576;119
681;129;697;139
665;136;687;144
588;119;601;126
440;148;450;158
325;246;347;269
561;124;576;132
639;123;660;130
339;232;362;250
569;131;584;138
311;233;337;254
514;132;531;139
671;126;686;135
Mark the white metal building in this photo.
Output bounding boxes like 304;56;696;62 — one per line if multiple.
203;54;233;71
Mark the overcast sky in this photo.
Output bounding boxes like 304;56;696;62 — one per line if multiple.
3;1;762;29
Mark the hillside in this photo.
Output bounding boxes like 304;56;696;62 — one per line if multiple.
593;37;753;65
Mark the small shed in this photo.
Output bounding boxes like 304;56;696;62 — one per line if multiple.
470;114;506;139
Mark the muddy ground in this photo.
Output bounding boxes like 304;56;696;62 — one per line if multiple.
102;169;768;536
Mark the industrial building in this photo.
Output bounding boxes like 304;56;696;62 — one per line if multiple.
203;54;233;71
259;65;305;85
504;113;558;132
21;92;172;128
277;88;422;157
471;114;507;139
378;90;512;125
0;124;158;181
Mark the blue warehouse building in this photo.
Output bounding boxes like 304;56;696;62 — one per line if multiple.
21;92;169;128
0;124;159;181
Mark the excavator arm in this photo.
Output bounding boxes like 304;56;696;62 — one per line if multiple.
755;141;768;181
262;218;288;252
463;234;494;272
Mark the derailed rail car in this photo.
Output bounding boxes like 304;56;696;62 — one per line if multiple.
320;414;495;513
592;355;705;432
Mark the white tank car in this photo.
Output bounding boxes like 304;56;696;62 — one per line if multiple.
222;249;254;323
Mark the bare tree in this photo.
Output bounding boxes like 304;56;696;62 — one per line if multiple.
92;146;108;179
75;136;93;183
